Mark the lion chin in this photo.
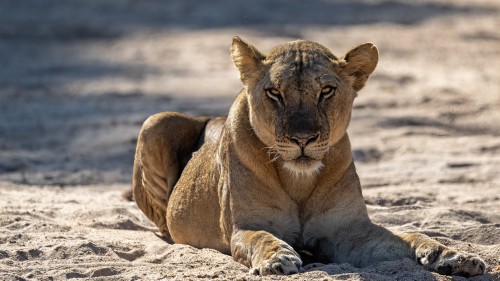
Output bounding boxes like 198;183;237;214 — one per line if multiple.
282;156;324;177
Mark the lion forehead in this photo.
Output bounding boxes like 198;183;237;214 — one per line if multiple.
267;61;338;99
267;50;334;76
266;40;338;61
265;42;338;91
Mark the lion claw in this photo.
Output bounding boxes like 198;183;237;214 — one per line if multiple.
250;249;302;276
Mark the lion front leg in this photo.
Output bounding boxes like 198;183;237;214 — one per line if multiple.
231;230;302;276
399;232;486;277
316;222;486;277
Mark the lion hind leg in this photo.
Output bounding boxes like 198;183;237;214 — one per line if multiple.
136;153;176;238
132;112;208;240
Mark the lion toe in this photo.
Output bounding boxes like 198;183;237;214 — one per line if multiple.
250;249;302;276
436;251;486;277
418;246;486;277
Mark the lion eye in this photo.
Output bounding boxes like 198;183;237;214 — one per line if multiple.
320;86;336;99
265;88;282;102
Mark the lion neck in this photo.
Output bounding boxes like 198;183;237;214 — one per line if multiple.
227;91;354;203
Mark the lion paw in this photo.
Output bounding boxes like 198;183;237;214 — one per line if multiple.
417;247;486;277
249;246;302;276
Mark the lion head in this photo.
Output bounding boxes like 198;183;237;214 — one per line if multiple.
231;37;378;176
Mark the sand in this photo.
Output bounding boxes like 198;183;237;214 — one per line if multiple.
0;0;499;280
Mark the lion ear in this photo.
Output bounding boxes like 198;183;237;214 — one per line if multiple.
339;43;379;92
231;36;265;85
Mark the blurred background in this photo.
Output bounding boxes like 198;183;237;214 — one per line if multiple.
0;0;499;187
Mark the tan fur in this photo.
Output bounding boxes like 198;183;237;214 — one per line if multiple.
132;37;486;276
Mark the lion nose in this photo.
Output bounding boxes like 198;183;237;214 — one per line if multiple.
289;133;319;148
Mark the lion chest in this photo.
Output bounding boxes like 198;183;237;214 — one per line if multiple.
261;188;319;247
274;173;320;246
266;204;302;246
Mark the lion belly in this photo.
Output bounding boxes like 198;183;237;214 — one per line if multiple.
166;142;230;254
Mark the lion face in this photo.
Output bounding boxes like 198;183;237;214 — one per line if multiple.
231;38;378;176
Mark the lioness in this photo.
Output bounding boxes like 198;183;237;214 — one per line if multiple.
132;37;486;276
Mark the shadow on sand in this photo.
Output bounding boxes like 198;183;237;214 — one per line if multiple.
0;0;496;185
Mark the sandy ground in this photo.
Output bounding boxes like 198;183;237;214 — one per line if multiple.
0;0;499;280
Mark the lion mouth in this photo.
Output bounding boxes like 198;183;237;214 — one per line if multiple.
295;155;314;164
283;156;324;176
